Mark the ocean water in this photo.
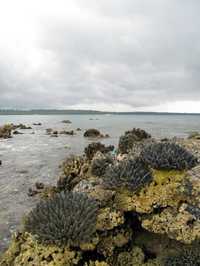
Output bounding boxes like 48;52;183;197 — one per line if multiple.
1;113;200;252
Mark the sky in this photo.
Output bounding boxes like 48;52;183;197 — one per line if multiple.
0;0;200;112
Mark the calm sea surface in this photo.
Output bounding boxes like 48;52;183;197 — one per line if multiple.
1;114;200;252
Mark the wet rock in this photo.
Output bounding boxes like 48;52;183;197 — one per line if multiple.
77;128;81;131
33;123;42;126
27;188;38;197
35;182;44;190
15;124;32;130
51;130;58;137
61;120;72;124
0;160;2;166
60;130;75;135
85;142;114;160
188;131;200;140
0;124;13;138
46;128;53;134
13;130;23;135
84;129;108;138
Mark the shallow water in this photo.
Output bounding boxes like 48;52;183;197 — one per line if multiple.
1;114;200;252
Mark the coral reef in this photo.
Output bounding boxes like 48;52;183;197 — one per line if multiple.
57;155;89;191
118;128;151;154
85;142;114;160
104;157;152;192
164;247;200;266
23;191;98;246
2;135;200;266
0;232;82;266
141;142;198;170
91;152;113;177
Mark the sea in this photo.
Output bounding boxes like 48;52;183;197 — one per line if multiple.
1;113;200;252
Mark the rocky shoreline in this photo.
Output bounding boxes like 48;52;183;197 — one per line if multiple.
1;128;200;265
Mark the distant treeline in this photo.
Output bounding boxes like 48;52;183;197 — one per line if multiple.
0;109;200;115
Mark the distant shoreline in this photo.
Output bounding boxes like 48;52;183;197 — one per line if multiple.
1;110;200;115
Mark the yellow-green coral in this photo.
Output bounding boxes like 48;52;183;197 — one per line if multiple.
0;233;81;266
96;207;124;231
114;170;186;213
97;227;132;257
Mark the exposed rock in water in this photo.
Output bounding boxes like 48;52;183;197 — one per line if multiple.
60;130;75;135
33;123;42;126
61;120;72;124
13;130;23;135
84;129;109;138
0;124;13;139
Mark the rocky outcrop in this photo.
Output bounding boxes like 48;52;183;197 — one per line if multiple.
2;137;200;265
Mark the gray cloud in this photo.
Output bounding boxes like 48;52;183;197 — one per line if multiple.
0;0;200;111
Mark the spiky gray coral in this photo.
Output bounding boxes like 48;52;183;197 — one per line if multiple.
164;247;200;266
24;191;98;246
118;128;151;154
141;142;198;170
91;152;113;177
104;157;152;191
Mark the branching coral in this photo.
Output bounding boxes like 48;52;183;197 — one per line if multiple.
23;191;98;246
118;128;151;154
104;157;152;191
85;142;114;160
141;142;198;170
164;247;200;266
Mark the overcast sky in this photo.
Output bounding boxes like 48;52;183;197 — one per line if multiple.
0;0;200;112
